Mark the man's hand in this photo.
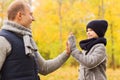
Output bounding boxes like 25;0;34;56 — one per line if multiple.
66;41;71;56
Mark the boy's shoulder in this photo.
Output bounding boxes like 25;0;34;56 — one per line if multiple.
91;43;105;51
94;43;105;47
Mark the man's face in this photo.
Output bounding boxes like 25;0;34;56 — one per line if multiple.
20;4;35;28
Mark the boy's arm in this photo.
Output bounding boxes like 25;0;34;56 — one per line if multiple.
68;34;106;69
71;44;106;69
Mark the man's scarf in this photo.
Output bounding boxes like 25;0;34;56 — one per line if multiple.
2;20;38;57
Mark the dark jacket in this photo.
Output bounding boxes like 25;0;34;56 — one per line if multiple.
0;30;40;80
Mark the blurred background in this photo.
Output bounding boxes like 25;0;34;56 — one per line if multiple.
0;0;120;80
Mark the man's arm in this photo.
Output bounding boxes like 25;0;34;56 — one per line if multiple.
0;36;11;70
37;51;70;75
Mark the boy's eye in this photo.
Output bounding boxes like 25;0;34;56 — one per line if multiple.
90;30;93;31
87;28;93;32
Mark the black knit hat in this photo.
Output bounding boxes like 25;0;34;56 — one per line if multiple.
86;20;108;37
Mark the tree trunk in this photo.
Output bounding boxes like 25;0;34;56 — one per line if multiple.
58;0;63;52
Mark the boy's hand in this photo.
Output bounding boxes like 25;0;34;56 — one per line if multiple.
68;33;76;51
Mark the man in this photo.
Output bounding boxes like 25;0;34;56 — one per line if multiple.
0;0;71;80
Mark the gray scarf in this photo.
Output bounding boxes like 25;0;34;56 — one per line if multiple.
2;20;38;56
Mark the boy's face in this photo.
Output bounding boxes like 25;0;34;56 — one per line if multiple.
86;28;98;39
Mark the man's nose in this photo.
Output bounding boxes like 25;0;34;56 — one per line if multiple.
32;16;35;21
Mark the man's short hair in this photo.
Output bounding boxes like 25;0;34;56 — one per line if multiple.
7;0;27;20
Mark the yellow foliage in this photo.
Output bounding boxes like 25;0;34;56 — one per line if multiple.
40;66;120;80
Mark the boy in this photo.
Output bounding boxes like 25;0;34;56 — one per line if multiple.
68;20;108;80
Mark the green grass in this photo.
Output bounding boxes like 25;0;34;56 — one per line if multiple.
40;66;120;80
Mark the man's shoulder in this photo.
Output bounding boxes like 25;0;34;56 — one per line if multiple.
0;36;11;48
0;36;8;41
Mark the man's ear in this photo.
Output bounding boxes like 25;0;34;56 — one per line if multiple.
16;11;23;20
